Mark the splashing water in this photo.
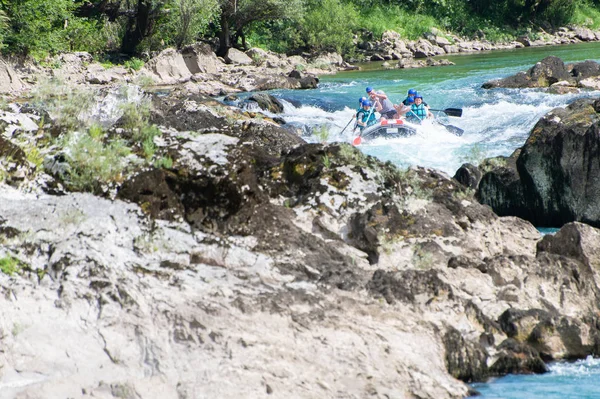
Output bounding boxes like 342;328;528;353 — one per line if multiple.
235;42;600;176
472;356;600;398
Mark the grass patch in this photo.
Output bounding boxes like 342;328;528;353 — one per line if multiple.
572;1;600;29
154;156;173;169
124;57;145;71
338;143;368;167
357;6;438;40
313;125;330;143
30;78;96;132
0;256;21;275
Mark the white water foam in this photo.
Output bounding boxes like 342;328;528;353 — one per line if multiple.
549;356;600;377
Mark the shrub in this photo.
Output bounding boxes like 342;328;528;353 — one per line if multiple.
571;1;600;29
147;0;219;51
30;78;96;131
357;6;437;40
124;57;145;71
3;0;106;58
0;256;21;276
540;0;576;28
59;131;131;192
303;0;358;54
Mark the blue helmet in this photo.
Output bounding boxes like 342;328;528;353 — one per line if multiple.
362;100;372;107
415;94;423;99
359;96;367;104
407;97;415;103
366;86;373;93
408;88;417;95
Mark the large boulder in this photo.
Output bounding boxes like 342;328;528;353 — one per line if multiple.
247;93;285;113
142;48;192;84
0;59;27;93
182;43;221;74
225;48;253;65
477;98;600;227
482;56;573;89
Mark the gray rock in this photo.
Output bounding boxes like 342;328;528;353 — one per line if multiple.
226;48;253;65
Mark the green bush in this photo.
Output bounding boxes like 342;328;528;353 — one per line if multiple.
0;256;21;276
60;131;131;192
124;57;145;71
357;6;438;40
540;0;576;28
3;0;106;58
303;0;358;54
30;78;96;132
246;20;304;54
157;0;219;49
572;1;600;29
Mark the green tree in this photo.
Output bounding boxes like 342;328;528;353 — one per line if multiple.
303;0;357;54
120;0;169;55
215;0;303;57
2;0;105;58
155;0;219;49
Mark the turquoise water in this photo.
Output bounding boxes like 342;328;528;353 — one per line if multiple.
472;356;600;398
251;41;600;176
537;227;560;236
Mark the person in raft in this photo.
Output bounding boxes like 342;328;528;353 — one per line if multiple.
402;88;429;107
353;96;368;128
406;94;433;123
366;86;397;120
356;100;378;131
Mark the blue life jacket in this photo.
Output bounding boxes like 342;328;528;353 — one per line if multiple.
407;104;427;123
357;108;377;129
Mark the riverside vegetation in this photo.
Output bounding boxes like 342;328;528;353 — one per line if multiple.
0;0;599;62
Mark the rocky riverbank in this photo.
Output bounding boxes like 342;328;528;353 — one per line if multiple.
0;51;600;398
358;25;600;66
3;24;600;99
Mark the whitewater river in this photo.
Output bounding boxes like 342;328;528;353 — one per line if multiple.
251;41;600;177
230;41;600;398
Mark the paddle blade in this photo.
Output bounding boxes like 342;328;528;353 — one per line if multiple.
444;108;463;117
444;124;464;136
353;136;362;146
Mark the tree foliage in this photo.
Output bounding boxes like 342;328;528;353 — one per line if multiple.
302;0;357;54
2;0;106;58
0;0;590;59
215;0;303;56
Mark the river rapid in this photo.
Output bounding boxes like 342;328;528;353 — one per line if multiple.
249;42;600;177
233;41;600;398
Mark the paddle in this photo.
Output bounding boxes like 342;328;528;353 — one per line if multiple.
352;105;376;146
429;108;462;117
441;124;464;136
340;116;355;135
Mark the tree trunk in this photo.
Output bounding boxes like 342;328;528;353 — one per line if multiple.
121;0;152;55
216;13;231;57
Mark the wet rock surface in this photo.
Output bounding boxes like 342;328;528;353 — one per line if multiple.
477;98;600;227
482;56;600;90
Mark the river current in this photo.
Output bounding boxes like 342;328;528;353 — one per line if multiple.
247;42;600;177
228;41;600;398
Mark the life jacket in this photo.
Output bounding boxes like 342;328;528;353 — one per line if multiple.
357;108;377;129
407;104;427;123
